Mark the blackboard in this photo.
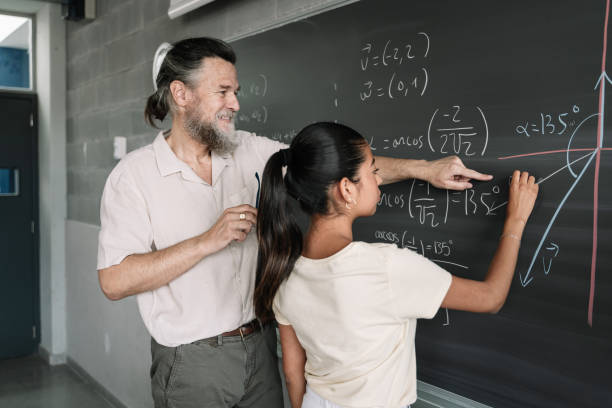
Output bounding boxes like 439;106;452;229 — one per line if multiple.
231;1;612;407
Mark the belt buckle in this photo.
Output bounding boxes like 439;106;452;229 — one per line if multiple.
238;326;245;342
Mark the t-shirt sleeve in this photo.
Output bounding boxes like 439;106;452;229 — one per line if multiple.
384;245;452;320
272;291;291;325
97;167;153;270
243;131;288;165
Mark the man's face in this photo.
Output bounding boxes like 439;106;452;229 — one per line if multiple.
183;57;241;154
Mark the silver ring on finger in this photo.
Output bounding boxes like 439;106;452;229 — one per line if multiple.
239;213;246;220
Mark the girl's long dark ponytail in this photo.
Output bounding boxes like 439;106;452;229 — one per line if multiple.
254;151;303;323
254;122;368;323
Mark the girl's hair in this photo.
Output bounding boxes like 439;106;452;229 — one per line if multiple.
254;122;368;322
144;37;236;128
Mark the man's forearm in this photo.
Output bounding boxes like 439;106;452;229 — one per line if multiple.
375;154;493;190
98;232;214;300
374;156;428;185
98;204;257;301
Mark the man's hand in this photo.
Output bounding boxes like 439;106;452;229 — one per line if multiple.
98;204;258;301
201;204;258;254
424;156;492;190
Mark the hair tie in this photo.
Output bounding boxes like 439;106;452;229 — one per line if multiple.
152;42;173;91
279;148;292;166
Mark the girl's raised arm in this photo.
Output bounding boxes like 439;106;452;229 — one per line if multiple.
441;170;539;313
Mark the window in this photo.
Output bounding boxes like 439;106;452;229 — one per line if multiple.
0;167;19;196
0;14;32;90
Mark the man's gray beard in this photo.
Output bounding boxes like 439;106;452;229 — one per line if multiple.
184;113;239;156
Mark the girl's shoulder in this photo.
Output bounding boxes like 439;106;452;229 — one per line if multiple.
351;241;403;256
356;241;399;250
292;241;397;276
342;241;406;269
351;241;427;266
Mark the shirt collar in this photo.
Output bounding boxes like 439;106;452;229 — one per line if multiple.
152;131;232;185
153;131;183;177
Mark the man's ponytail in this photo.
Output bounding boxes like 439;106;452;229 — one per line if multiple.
144;89;171;128
143;37;236;128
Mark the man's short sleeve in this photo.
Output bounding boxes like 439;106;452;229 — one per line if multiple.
97;167;153;270
240;131;287;166
383;245;452;320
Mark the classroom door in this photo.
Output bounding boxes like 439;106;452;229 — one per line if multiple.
0;92;39;358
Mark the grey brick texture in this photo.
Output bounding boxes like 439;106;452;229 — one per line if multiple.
66;0;353;225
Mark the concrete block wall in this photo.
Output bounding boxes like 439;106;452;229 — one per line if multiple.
64;1;357;407
66;0;356;225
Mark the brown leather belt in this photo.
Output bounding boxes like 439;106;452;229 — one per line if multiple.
222;319;261;337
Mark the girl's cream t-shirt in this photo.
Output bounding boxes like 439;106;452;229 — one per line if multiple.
273;241;451;408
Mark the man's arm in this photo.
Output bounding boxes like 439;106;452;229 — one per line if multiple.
98;204;257;300
374;155;493;190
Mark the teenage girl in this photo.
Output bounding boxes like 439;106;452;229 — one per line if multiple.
254;122;538;408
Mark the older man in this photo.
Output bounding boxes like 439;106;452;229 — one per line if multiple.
97;37;491;408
